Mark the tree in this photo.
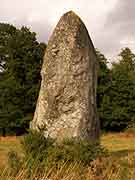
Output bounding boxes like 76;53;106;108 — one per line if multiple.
0;24;46;135
0;23;16;72
96;50;111;130
98;48;135;131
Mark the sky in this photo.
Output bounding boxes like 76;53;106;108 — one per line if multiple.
0;0;135;63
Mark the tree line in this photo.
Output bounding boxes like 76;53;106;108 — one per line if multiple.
97;48;135;131
0;23;135;135
0;23;46;135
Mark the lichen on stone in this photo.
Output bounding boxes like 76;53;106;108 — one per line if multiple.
31;11;100;141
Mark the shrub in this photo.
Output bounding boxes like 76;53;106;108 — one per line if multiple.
21;130;54;159
8;130;106;177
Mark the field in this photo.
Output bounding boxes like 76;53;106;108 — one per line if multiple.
0;136;21;169
101;132;135;153
1;133;135;179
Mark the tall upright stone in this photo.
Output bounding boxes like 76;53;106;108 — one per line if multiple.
31;11;100;141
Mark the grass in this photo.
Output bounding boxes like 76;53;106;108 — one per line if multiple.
1;132;135;179
0;136;21;169
101;132;135;152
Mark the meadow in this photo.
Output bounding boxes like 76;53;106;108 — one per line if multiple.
1;132;135;179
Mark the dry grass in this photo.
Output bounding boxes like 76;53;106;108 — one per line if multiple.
0;136;21;168
1;155;135;180
1;133;135;179
101;132;135;152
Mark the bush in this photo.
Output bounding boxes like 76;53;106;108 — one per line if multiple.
21;130;54;159
8;130;106;177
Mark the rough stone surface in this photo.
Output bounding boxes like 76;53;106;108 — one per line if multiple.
30;11;100;141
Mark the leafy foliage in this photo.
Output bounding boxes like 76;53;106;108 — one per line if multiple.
97;48;135;131
0;23;46;135
96;50;111;129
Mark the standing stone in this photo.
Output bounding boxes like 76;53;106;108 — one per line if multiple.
31;11;100;141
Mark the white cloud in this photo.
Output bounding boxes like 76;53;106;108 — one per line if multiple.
0;0;134;61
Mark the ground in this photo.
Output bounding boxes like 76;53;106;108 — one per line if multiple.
101;132;135;152
1;132;135;179
1;133;135;168
0;136;21;169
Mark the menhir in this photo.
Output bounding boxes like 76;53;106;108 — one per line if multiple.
30;11;100;141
